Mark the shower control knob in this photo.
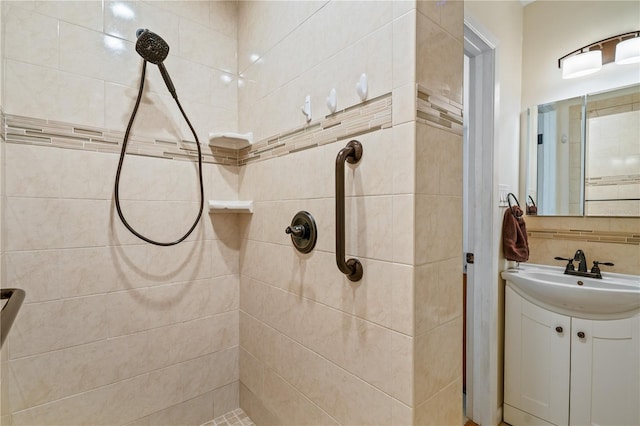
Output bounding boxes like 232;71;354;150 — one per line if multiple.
286;211;317;254
285;225;306;238
577;331;586;339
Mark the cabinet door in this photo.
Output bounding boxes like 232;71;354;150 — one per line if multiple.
570;316;640;426
505;286;571;425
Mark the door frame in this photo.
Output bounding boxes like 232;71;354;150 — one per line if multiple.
463;18;502;426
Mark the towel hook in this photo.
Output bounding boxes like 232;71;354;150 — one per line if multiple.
507;193;521;217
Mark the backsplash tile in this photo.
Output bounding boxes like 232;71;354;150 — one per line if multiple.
527;228;640;245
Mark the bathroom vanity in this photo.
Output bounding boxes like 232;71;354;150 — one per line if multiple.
502;265;640;426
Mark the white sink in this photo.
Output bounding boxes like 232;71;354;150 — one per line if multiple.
502;264;640;320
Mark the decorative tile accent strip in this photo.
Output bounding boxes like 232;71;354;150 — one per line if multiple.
527;228;640;245
416;84;463;135
1;92;392;167
237;93;392;165
587;90;639;118
586;174;640;187
202;408;255;426
2;112;238;165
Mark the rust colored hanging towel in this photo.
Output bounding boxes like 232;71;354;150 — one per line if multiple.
502;205;529;262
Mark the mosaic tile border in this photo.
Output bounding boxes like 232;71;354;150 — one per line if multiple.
586;174;640;187
416;84;463;136
238;93;392;165
2;112;239;165
528;228;640;245
1;93;391;167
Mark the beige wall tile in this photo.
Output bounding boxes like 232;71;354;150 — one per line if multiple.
213;381;240;418
106;278;237;337
414;378;462;426
104;82;183;142
415;257;463;336
272;333;393;425
392;122;417;195
9;295;108;359
346;195;394;262
208;2;238;39
262;368;339;426
239;312;279;372
415;195;462;265
59;22;139;88
344;128;396;197
3;4;59;68
393;83;417;126
416;122;463;196
4;60;105;128
418;0;463;41
393;10;417;89
239;382;280;426
4;250;62;303
11;373;150;426
414;318;462;405
237;1;327;73
60;149;117;200
14;1;103;32
179;19;237;73
127;391;215;426
392;263;415;336
104;1;180;46
391;398;413;426
59;199;112;248
151;1;212;29
393;195;416;264
180;347;239;403
391;332;414;406
10;347;236;426
239;348;264;399
416;11;463;104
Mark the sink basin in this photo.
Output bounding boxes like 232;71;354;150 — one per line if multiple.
502;264;640;320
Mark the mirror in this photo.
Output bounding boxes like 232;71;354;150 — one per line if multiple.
524;84;640;217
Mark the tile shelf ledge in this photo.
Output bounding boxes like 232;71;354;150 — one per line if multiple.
207;132;253;149
208;200;254;214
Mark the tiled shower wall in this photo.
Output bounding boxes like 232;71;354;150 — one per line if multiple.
236;1;463;424
2;1;466;425
1;1;241;424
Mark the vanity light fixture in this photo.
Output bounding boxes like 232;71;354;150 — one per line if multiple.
558;31;640;79
615;36;640;64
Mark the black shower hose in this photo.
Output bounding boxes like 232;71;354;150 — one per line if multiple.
114;60;204;246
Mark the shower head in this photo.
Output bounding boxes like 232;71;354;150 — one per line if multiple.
135;29;169;65
134;29;177;99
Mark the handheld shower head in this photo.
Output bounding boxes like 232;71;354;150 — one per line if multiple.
135;29;177;99
135;29;169;64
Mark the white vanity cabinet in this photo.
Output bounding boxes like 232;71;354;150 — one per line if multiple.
569;316;640;426
504;285;640;426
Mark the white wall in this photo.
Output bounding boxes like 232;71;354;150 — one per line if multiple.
522;1;640;107
465;0;523;201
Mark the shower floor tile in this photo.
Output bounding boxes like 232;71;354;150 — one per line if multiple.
202;408;255;426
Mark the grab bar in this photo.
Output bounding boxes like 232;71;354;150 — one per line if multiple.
335;140;364;282
1;288;26;348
